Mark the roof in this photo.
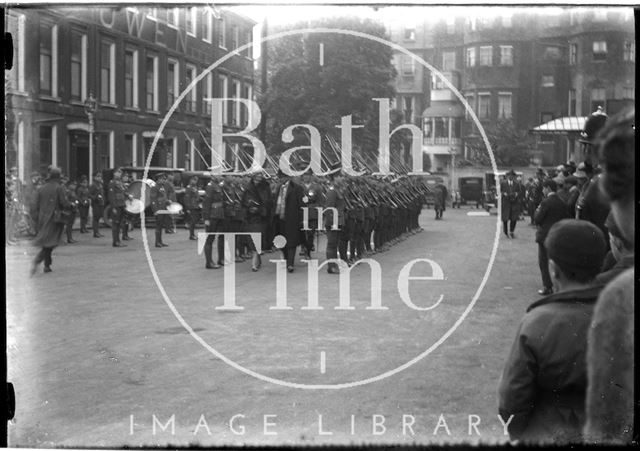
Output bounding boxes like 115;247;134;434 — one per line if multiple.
422;103;464;118
531;116;587;134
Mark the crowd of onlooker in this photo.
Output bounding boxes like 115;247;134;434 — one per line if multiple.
498;107;634;445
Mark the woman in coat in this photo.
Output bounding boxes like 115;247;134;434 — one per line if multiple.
242;171;273;271
31;167;70;275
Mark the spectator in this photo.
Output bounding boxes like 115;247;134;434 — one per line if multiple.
533;179;570;295
499;219;607;445
64;180;79;244
563;176;580;217
584;107;634;444
594;212;633;285
31;166;71;275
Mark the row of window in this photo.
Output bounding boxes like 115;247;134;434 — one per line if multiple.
127;7;252;56
397;39;635;75
21;20;254;127
464;92;513;120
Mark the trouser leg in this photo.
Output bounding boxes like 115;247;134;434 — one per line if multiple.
502;220;509;236
510;219;517;233
325;229;340;272
538;243;552;290
43;247;53;267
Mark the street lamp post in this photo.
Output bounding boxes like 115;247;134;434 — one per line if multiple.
84;93;98;183
449;147;456;192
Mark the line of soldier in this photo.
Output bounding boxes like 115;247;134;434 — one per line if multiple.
198;167;431;274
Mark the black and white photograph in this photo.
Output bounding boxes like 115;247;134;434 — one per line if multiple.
3;1;636;447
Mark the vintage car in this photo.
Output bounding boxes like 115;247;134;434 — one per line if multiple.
458;176;484;208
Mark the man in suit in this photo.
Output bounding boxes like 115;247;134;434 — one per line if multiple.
534;178;571;295
501;169;525;238
273;170;304;273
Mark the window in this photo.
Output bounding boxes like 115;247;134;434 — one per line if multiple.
167;8;178;28
185;64;197;113
124;134;136;166
466;47;476;67
202;9;213;42
541;75;555;87
145;54;158;111
434;117;447;139
70;30;86;101
218;17;226;48
499;46;513;66
401;55;415;76
568;89;576;115
502;14;512;27
478;93;491;119
186;8;197;36
241;84;251;126
622;87;634;99
6;13;25;93
167;59;179;108
593;41;607;61
39;125;55;171
232;25;239;49
204;72;213;116
442;51;456;71
569;43;578;65
466;17;477;31
146;8;157;20
543;46;561;60
124;49;138;108
245;30;253;58
218;74;228;124
40;22;58;97
403;26;415;41
623;41;635;62
498;92;512;119
229;80;240;125
423;118;432;138
479;46;492;66
464;94;475;118
99;39;115;104
445;17;455;34
403;96;413;123
590;88;606;112
432;73;448;90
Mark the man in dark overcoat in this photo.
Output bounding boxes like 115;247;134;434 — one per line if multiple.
31;166;71;275
273;171;304;272
433;182;448;220
533;178;570;295
500;169;524;238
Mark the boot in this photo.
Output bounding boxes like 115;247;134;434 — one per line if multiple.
251;252;261;272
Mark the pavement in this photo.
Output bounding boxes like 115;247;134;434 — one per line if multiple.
6;208;543;446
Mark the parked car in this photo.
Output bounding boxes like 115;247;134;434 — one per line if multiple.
458;176;484;208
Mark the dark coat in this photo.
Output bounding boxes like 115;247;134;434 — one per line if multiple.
584;269;634;444
243;179;273;225
323;183;345;229
274;179;303;248
202;181;225;220
534;193;570;243
500;179;524;222
576;176;610;241
498;285;604;444
150;182;170;213
33;180;70;248
433;183;447;211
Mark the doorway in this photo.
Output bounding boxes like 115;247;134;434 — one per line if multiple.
69;131;90;180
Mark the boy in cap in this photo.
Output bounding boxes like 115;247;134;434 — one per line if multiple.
150;172;171;247
499;219;607;445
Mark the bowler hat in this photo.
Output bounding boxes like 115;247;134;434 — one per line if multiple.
154;172;167;181
506;169;516;176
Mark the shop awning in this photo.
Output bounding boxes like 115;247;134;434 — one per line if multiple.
422;103;464;117
531;116;587;134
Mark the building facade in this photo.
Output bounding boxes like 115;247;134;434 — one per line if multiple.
5;6;256;182
385;7;634;175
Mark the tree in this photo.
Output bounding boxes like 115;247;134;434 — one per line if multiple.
260;16;399;171
465;119;534;167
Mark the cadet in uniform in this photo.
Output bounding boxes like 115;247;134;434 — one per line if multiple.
107;167;129;247
89;171;105;238
202;175;225;268
183;175;200;240
324;168;345;274
150;172;171;248
76;175;91;233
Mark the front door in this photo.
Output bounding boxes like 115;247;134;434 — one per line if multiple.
69;131;90;180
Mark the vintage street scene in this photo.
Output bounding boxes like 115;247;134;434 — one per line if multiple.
4;3;636;447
